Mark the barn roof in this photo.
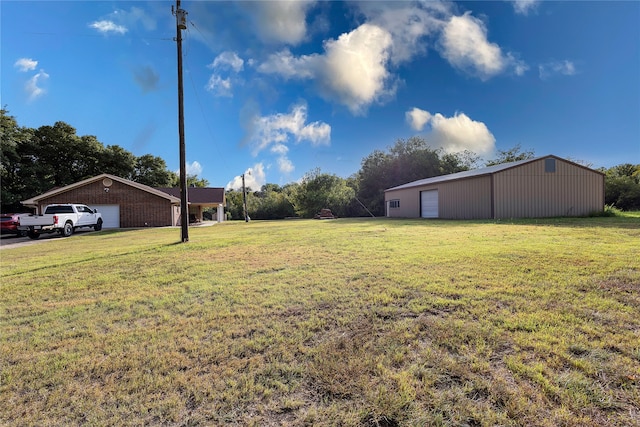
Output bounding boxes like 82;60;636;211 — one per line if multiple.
385;155;602;192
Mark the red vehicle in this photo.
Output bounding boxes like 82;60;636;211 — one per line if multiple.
1;213;26;237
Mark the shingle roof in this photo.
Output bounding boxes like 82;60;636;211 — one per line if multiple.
156;187;225;204
385;155;566;192
22;173;181;205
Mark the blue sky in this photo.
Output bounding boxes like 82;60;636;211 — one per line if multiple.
2;1;639;190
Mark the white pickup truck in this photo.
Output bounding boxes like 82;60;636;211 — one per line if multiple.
18;204;103;239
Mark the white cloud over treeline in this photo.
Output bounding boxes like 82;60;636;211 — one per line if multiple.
244;103;330;174
406;108;496;155
226;163;267;191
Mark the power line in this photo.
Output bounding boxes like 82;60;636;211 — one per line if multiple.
22;31;174;41
182;20;231;179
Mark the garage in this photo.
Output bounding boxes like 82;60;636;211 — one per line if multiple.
91;205;120;228
21;173;226;228
421;190;438;218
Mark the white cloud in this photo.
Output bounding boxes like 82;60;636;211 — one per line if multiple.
209;51;244;72
355;2;449;65
277;156;295;174
406;107;432;131
439;12;525;80
226;163;266;191
259;24;394;115
271;143;289;155
319;24;394;114
206;52;244;97
248;103;330;155
539;60;577;80
407;108;496;155
205;75;233;97
186;161;203;177
512;0;539;15
89;20;128;35
25;70;49;101
258;49;318;79
115;6;156;31
270;144;295;174
249;0;315;45
14;58;37;72
89;6;156;35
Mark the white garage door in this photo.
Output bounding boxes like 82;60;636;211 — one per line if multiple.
91;205;120;228
421;190;438;218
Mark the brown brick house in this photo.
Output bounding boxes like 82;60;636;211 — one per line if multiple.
21;174;225;228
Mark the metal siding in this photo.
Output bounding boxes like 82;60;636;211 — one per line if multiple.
439;176;492;219
385;175;492;219
493;158;604;218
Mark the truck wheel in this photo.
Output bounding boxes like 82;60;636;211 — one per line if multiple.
27;231;40;240
94;219;103;231
62;222;74;237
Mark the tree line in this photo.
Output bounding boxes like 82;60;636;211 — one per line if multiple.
2;109;638;216
1;109;207;212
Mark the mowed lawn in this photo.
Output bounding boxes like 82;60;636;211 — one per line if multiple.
1;217;639;426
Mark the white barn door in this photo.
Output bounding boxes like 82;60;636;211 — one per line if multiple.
421;190;438;218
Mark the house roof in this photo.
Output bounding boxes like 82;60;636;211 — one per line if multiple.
21;173;181;206
155;187;225;205
385;155;603;192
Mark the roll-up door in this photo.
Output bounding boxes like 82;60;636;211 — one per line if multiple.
421;190;438;218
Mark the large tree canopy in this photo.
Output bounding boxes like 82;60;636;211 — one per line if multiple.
355;137;474;216
602;163;640;211
0;110;202;212
291;169;355;218
485;144;535;166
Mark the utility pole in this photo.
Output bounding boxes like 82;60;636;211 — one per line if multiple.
175;0;189;242
242;173;249;222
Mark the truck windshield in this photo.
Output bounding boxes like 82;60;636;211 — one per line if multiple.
45;206;74;214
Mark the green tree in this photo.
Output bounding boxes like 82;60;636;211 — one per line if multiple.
0;111;196;212
291;169;355;218
101;145;136;179
603;164;640;210
485;144;535;166
250;184;295;219
224;189;245;220
1;109;34;211
168;172;210;188
133;154;175;187
355;137;472;216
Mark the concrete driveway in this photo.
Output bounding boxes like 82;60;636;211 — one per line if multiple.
0;229;97;250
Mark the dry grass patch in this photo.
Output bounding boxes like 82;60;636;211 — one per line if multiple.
1;217;639;426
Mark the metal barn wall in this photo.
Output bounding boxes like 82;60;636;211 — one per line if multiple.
493;158;604;218
385;176;492;219
385;186;421;218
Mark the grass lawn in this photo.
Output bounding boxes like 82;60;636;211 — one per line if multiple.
1;216;639;426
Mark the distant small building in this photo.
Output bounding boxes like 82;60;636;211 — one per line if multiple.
21;174;225;228
384;155;604;219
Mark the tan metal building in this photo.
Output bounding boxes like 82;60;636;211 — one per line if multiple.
384;155;604;219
